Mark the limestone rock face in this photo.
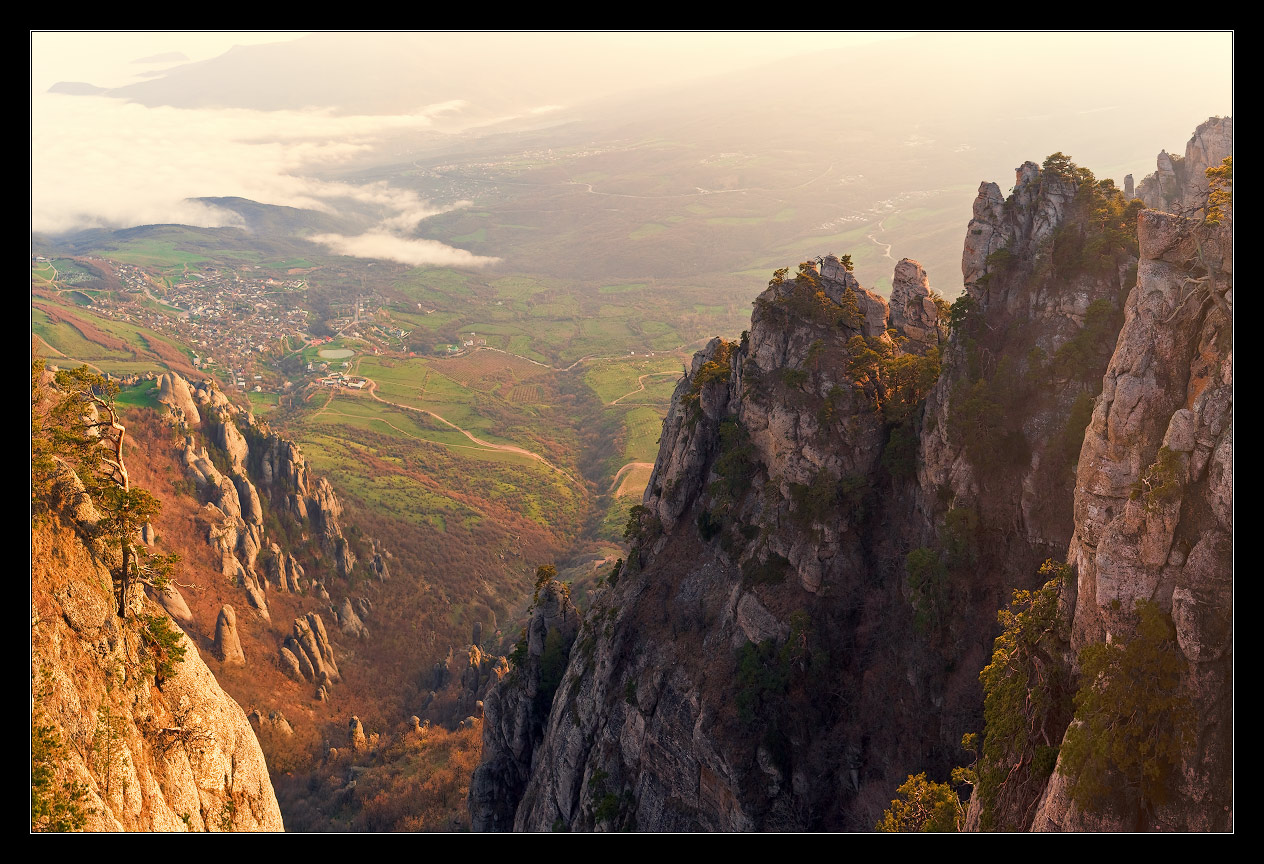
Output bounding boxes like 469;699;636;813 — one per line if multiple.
1136;116;1233;215
277;646;303;682
348;716;368;751
48;456;100;527
469;581;578;832
215;605;246;667
238;571;270;622
962;180;1008;285
156;372;201;427
470;120;1232;834
247;421;357;577
476;258;927;831
920;153;1139;561
1032;198;1232;834
888;258;942;352
279;613;340;690
32;519;283;831
367;540;391;582
248;709;293;737
149;583;194;631
209;409;250;470
336;597;370;640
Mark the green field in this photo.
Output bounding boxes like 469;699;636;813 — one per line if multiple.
621;406;664;463
32;262;57;284
581;355;683;404
32;299;199;378
292;404;585;534
114;378;160;409
246;390;280;416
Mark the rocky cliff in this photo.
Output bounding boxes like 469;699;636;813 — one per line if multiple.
470;120;1232;831
32;516;284;831
1135;116;1232;216
1031;168;1232;834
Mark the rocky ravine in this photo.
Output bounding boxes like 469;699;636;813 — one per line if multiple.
470;120;1231;831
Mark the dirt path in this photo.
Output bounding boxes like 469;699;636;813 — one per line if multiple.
317;409;529;458
866;217;895;262
309;387;338;416
608;371;681;405
608;461;654;495
364;380;582;487
33;334;106;374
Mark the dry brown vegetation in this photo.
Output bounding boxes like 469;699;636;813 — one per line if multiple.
122;405;520;830
273;722;483;832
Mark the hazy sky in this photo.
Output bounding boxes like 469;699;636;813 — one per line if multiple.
31;32;309;91
30;31;912;261
31;32;1231;268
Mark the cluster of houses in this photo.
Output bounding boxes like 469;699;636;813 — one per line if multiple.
318;372;369;390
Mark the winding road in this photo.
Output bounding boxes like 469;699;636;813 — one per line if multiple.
607;371;682;405
361;380;583;488
608;461;654;496
866;217;895;263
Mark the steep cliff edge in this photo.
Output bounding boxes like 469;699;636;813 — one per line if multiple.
1030;174;1232;834
32;517;284;831
470;120;1231;832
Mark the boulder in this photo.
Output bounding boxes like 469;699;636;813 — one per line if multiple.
156;372;201;426
349;715;368;751
215;605;245;667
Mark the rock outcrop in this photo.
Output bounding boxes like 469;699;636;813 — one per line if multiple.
1031;194;1232;833
278;613;341;693
888;258;943;353
32;518;283;831
215;605;246;667
1136;116;1232;216
348;716;368;751
336;596;370;640
469;580;578;831
156;372;201;427
150;583;194;631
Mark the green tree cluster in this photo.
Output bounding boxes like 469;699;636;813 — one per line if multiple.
141;614;188;682
876;773;963;832
758;262;863;331
903;508;979;637
1040;158;1144;278
975;562;1072;830
845;336;941;426
1058;600;1194;819
681;339;735;425
1129;447;1184;514
32;356;179;618
1054;299;1124;383
31;672;90;832
1204;156;1232;225
734;611;823;779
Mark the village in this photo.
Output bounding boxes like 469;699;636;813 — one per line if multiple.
67;258;312;378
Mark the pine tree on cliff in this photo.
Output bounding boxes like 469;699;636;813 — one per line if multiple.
35;362;175;616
